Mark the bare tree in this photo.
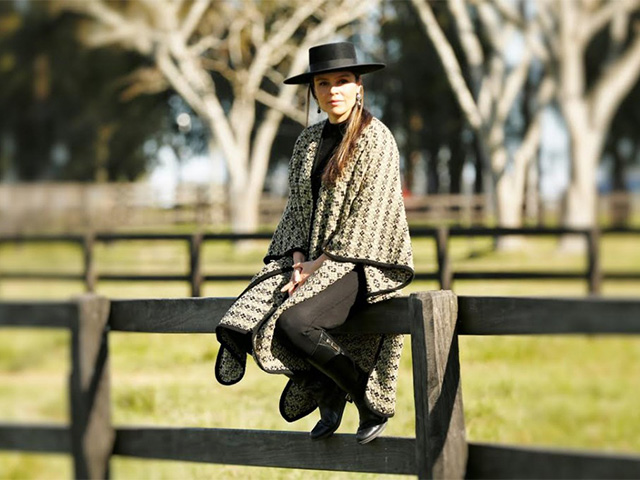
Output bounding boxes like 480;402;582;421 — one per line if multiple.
410;0;555;234
53;0;377;233
539;0;640;232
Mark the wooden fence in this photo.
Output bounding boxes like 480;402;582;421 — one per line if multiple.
1;292;640;479
2;227;639;297
2;182;638;232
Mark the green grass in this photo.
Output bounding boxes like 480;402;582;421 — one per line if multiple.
0;234;639;478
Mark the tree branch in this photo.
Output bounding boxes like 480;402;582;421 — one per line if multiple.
586;0;640;40
590;26;640;129
411;0;483;130
180;0;211;42
189;36;222;57
492;0;525;27
61;0;156;54
496;49;532;124
447;0;485;92
255;90;306;125
248;0;325;91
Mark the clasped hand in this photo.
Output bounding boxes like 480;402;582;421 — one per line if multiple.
280;261;316;296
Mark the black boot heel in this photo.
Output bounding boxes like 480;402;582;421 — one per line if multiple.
288;370;347;440
306;331;390;444
308;381;347;440
354;406;387;444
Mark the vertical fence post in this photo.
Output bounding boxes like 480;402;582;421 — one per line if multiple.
189;233;203;297
69;295;113;479
82;234;95;293
409;291;467;480
435;227;452;290
587;228;602;295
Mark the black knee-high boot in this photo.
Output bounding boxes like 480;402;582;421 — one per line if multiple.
288;369;347;440
306;331;387;444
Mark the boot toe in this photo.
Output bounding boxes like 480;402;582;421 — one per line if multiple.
310;419;340;440
356;417;388;444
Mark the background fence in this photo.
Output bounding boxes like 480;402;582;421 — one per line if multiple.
1;226;639;297
1;183;639;233
1;292;640;478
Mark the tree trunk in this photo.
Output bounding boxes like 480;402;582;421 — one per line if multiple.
229;189;260;233
564;130;601;229
561;128;602;251
228;179;262;251
449;138;464;194
491;141;528;250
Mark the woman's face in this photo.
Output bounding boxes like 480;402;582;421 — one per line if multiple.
313;71;361;124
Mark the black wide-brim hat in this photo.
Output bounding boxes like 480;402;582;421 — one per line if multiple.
284;41;385;85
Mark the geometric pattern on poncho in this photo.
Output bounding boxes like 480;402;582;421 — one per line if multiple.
215;117;414;421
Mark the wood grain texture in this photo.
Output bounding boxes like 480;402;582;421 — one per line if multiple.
107;297;411;334
70;295;113;480
409;294;431;479
466;442;640;479
189;233;203;297
410;291;467;480
0;302;76;328
0;424;70;454
112;427;416;475
457;296;640;335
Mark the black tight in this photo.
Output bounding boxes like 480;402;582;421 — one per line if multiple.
275;266;366;357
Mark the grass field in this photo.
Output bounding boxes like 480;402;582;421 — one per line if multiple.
0;234;639;479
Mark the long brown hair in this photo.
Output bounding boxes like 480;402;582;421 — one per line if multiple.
308;75;373;186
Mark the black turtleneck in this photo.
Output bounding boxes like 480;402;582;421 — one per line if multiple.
290;121;347;259
311;120;347;205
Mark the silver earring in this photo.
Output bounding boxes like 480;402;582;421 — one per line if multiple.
356;92;362;107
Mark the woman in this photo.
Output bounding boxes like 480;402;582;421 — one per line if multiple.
215;42;413;445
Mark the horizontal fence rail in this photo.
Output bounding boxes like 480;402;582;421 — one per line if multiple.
1;227;640;297
2;185;638;232
2;294;640;479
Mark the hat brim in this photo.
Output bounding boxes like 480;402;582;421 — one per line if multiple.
284;63;385;85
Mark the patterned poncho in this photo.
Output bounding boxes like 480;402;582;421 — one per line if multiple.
215;117;414;421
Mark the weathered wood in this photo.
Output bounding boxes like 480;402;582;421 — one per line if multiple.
203;273;265;281
410;272;440;281
112;427;416;475
5;291;640;480
435;227;452;290
98;274;191;282
69;295;113;480
107;297;411;334
0;302;76;328
108;297;234;333
410;291;467;479
604;272;640;280
466;442;640;479
83;233;96;293
0;424;70;454
95;233;191;241
587;228;602;295
0;272;84;281
458;296;640;335
189;233;203;297
202;232;274;240
0;234;84;243
448;227;591;236
2;228;640;295
453;271;586;280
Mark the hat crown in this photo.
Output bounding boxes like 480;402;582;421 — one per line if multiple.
308;42;359;74
309;42;357;70
283;41;384;84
